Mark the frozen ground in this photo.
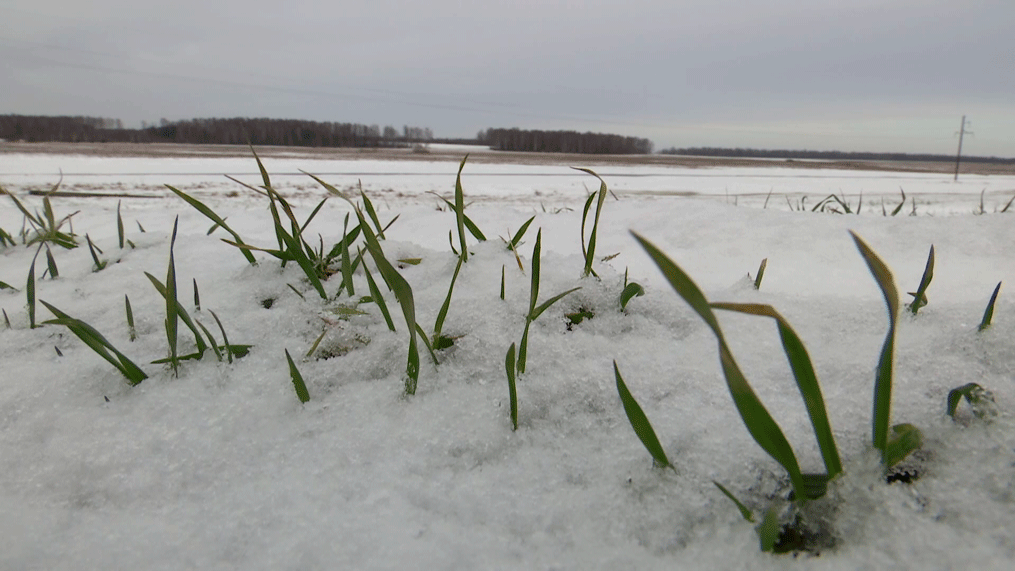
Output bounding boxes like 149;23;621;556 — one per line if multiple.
1;151;1014;569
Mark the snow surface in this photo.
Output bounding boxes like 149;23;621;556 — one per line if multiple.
2;152;1014;569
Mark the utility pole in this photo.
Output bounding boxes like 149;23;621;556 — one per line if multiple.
954;115;973;181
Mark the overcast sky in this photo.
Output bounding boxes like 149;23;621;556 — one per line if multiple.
2;0;1013;155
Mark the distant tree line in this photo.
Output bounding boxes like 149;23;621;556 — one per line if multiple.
0;115;434;148
478;128;653;154
0;115;130;143
659;146;1015;164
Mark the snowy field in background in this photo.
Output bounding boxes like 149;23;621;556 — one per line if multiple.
3;152;1015;215
2;151;1014;569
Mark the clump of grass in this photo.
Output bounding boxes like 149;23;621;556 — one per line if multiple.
979;281;1002;331
850;232;922;469
623;230;920;551
5;181;79;250
906;245;934;314
41;300;148;385
303;169;422;393
514;229;580;374
575;168;609;278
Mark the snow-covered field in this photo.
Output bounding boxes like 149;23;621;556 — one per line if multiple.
2;151;1014;569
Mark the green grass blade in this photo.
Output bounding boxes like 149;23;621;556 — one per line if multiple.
754;258;768;290
249;144;272;189
529;229;542;315
849;231;900;463
883;423;922;468
891;187;906;216
165;217;180;375
361;253;395;332
633;231;806;499
116;200;125;249
506;343;518;430
979;281;1002;331
3;309;10;329
756;505;781;552
500;265;505;300
430;193;487;242
711;302;843;478
414;322;439;366
300;197;328;234
45;246;58;279
27;247;40;328
195;320;223;361
530;287;581;321
306;328;328;358
619;282;645;311
42;195;56;229
574;167;608;277
300;171;350;202
285;349;310;403
433;255;463;339
0;280;17;291
265;189;327;300
361;189;386;239
144;272;208;357
454;155;469;262
41;300;148;385
358;210;419;392
85;234;106;272
381;213;401;235
517;321;531;375
947;383;979;417
509;216;536;250
208;309;235;363
192;278;201;311
713;481;755;522
341;213;355;297
614;361;671;469
908;245;934;314
287;283;306;301
125;294;136;341
166;185;257;265
1001;193;1015;213
580;191;595;262
6;191;44;227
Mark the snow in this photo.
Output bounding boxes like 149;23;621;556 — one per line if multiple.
2;151;1014;569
